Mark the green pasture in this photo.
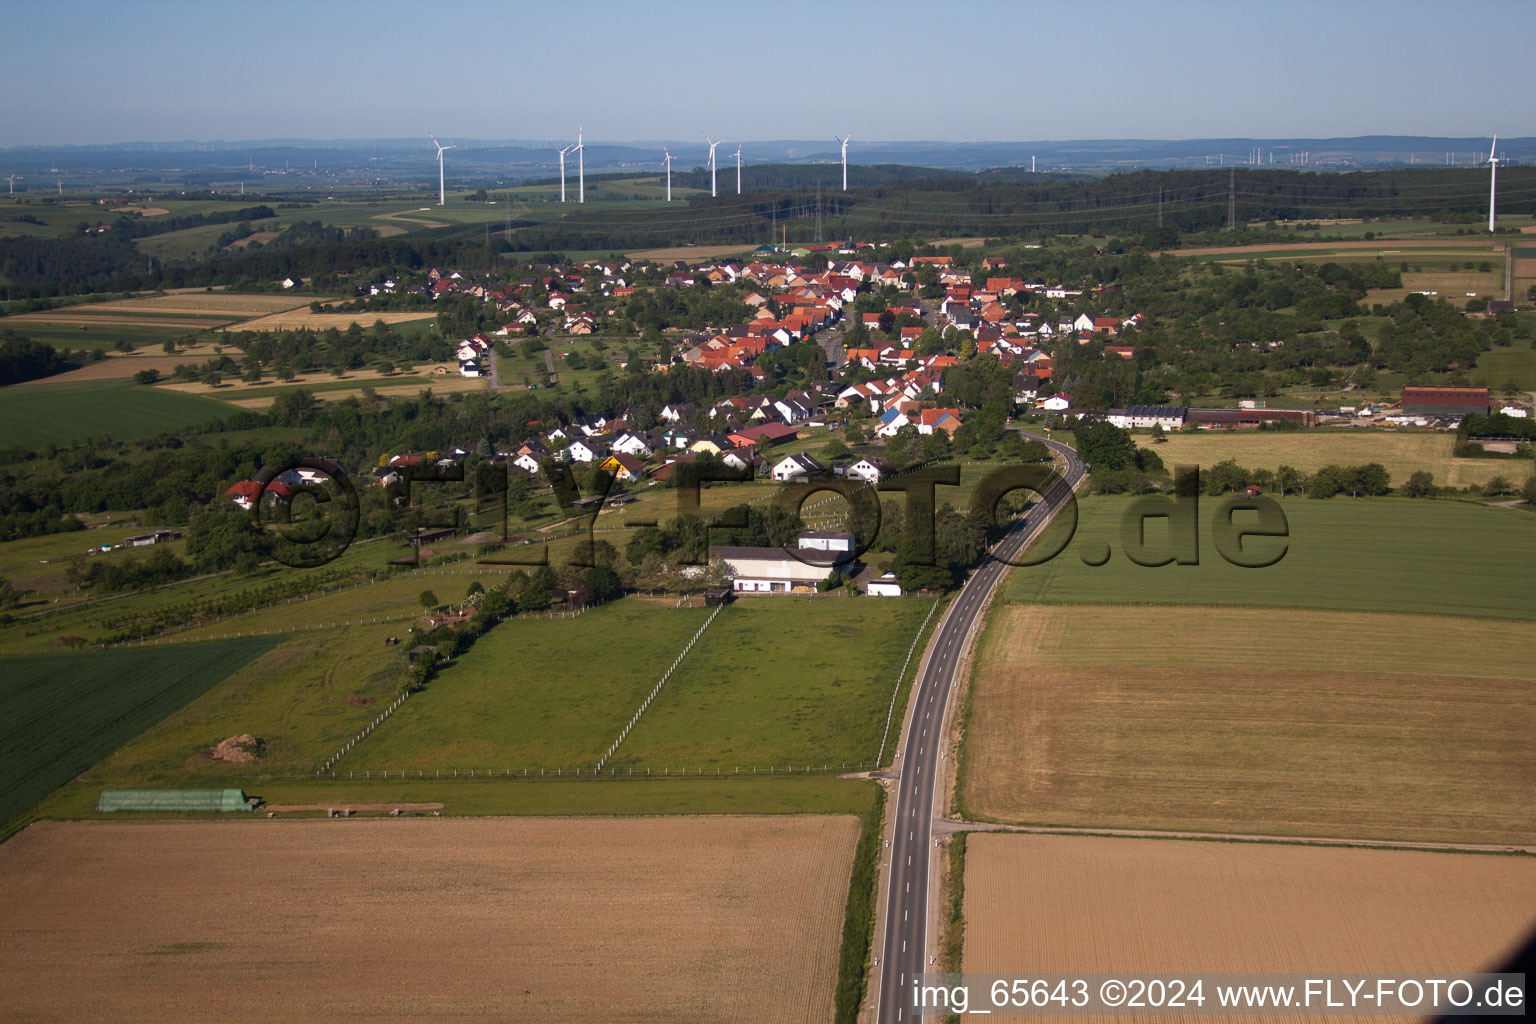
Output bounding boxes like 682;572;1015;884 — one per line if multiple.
1473;339;1536;391
612;596;937;770
351;599;712;772
1006;494;1536;620
2;320;205;351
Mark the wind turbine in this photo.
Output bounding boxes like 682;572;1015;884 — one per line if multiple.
5;174;19;195
703;133;723;197
558;143;575;202
1487;134;1499;233
835;134;852;191
733;144;742;195
429;135;454;206
662;147;673;201
575;125;585;204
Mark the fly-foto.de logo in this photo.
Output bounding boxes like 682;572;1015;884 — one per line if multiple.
246;458;1288;571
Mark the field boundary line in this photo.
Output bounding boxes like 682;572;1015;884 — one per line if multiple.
594;602;724;773
874;597;940;767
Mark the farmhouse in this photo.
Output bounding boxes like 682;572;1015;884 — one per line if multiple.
843;456;895;484
711;532;854;593
1401;385;1490;418
1105;405;1187;430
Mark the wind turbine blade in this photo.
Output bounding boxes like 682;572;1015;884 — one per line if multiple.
1490;135;1498;161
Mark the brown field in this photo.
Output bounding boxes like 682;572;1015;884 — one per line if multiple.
207;375;486;409
930;236;987;248
225;309;437;332
626;243;756;262
0;815;857;1023
960;605;1536;844
114;205;171;216
1368;268;1505;306
2;312;233;329
225;231;280;249
81;294;306;315
1137;431;1515;489
963;834;1536;1015
8;344;230;385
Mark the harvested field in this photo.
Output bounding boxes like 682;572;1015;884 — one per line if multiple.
214;376;485;409
225;231;279;249
1135;430;1515;489
0;816;858;1023
371;210;449;230
960;605;1536;844
963;834;1536;995
11;353;199;384
2;312;233;329
226;309;437;332
81;293;313;314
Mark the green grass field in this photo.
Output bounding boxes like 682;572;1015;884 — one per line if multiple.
0;637;278;835
1;320;206;351
351;600;712;772
611;597;937;770
0;378;233;447
1473;339;1536;391
1006;494;1536;620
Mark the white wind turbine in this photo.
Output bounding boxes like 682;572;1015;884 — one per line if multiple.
575;125;585;204
1487;134;1499;233
703;133;723;197
429;135;454;206
5;174;18;196
558;142;575;202
733;144;742;195
662;147;674;201
835;133;852;191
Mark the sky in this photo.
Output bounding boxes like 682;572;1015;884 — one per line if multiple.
3;0;1533;147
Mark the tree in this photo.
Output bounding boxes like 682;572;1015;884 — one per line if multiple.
1482;474;1514;496
133;368;160;385
1275;464;1303;496
419;589;439;609
585;565;623;602
375;359;395;376
185;505;271;573
1522;475;1536;505
1074;419;1137;471
1400;471;1438;498
1150;423;1167;443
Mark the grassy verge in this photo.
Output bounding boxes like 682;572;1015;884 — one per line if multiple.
835;782;886;1024
25;774;880;828
941;832;969;1024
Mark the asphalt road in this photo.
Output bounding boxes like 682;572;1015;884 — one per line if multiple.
875;432;1086;1023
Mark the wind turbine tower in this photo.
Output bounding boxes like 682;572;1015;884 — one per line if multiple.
1487;135;1499;233
429;135;455;206
6;174;18;195
836;134;852;191
733;144;742;195
576;125;585;204
662;147;673;201
703;133;723;197
559;143;575;202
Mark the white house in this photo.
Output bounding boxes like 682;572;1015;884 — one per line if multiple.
865;572;903;597
566;439;606;463
1038;395;1072;412
796;530;854;555
771;453;824;482
512;452;544;474
844;456;895;484
611;432;655;457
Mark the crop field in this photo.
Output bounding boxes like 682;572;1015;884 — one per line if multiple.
0;637;278;834
1367;265;1506;305
0;378;233;448
1136;430;1521;490
1172;238;1504;259
610;597;937;770
1005;495;1536;620
963;834;1536;978
351;599;713;771
0;318;204;352
81;293;309;315
223;308;438;332
960;604;1536;844
4;310;235;330
626;243;759;262
0;816;858;1023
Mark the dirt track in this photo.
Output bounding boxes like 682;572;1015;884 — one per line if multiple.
0;816;857;1022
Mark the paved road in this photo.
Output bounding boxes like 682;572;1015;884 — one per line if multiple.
875;432;1085;1023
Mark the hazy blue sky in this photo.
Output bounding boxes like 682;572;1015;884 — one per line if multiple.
4;0;1531;146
